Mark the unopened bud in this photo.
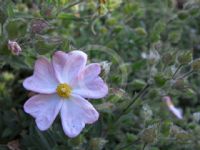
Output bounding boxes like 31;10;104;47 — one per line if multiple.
192;59;200;71
135;27;147;36
106;17;117;26
189;6;199;16
162;53;174;65
8;40;22;55
178;10;189;20
2;72;14;81
154;73;167;87
169;31;181;44
17;4;28;12
113;25;123;33
31;19;48;34
171;79;185;89
177;51;192;65
99;27;108;34
132;79;146;90
126;133;137;142
140;126;157;144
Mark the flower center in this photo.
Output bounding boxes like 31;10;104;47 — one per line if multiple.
56;83;72;98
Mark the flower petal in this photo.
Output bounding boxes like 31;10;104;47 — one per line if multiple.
24;94;63;131
23;57;58;94
163;96;183;119
169;105;183;119
52;51;68;83
73;64;108;99
60;94;99;138
79;63;101;83
52;50;87;84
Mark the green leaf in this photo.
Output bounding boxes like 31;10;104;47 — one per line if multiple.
57;12;76;20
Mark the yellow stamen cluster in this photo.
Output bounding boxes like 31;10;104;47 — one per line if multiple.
56;83;72;98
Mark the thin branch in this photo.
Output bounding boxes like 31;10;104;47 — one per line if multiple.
117;139;140;150
178;70;194;79
142;143;147;150
172;64;183;79
122;84;150;114
62;0;85;11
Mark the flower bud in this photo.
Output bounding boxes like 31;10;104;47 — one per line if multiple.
8;40;22;55
162;53;174;65
16;4;28;12
140;126;157;144
154;73;167;87
31;19;48;34
126;133;137;142
99;27;108;34
113;25;123;33
132;79;146;90
171;79;185;89
168;31;181;44
106;17;117;26
189;6;199;16
2;72;14;81
177;51;192;65
135;27;147;36
192;59;200;71
178;10;189;20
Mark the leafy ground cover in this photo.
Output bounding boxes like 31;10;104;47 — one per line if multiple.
1;0;200;149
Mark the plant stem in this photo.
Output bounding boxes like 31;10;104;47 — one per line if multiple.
178;70;194;79
122;84;150;114
142;143;147;150
172;64;182;79
62;0;84;11
117;139;140;150
1;23;3;35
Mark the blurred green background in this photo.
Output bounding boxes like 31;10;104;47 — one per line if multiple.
1;0;200;149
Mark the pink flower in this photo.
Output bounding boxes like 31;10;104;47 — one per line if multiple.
23;50;108;138
8;40;22;55
162;96;183;119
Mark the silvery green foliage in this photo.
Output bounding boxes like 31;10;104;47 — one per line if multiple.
1;0;200;149
193;112;200;123
141;104;153;121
